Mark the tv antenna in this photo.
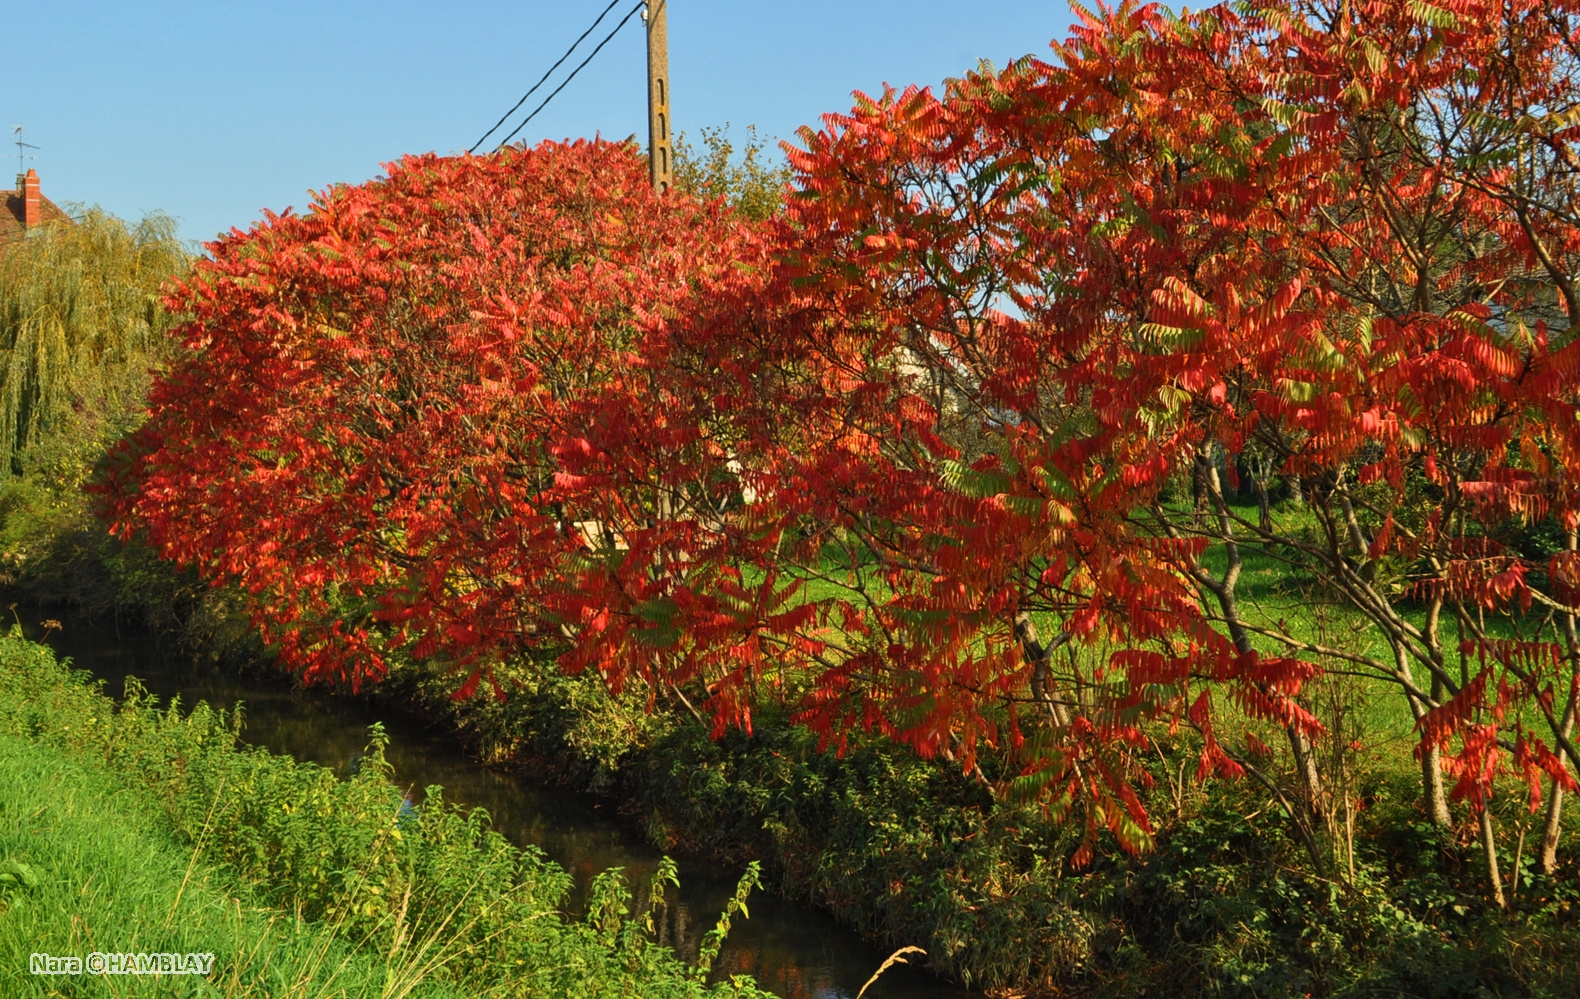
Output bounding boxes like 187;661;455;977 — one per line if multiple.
12;126;39;176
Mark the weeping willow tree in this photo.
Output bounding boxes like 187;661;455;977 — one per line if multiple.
0;208;188;478
0;207;188;608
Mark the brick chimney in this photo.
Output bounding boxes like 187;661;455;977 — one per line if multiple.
20;169;40;229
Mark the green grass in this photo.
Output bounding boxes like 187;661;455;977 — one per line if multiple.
0;733;468;998
0;631;776;999
1178;496;1562;744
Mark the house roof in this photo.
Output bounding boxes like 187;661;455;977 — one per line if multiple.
0;178;73;255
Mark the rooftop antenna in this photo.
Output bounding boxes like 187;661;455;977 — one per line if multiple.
12;126;39;177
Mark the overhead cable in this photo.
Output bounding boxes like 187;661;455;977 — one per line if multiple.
493;1;645;152
469;0;625;154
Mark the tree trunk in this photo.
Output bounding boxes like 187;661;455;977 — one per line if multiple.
1402;647;1452;827
1421;741;1452;827
1539;784;1566;876
1539;693;1577;874
1192;453;1209;516
1480;808;1508;911
1203;461;1326;823
1253;464;1272;533
1015;611;1071;728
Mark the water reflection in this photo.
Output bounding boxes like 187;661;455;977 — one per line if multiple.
34;614;972;999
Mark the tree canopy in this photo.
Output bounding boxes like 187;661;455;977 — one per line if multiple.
0;208;186;475
102;0;1580;878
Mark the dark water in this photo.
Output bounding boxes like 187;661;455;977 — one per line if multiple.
31;613;971;999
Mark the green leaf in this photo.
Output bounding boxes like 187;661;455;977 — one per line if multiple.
1406;1;1460;29
1136;323;1207;350
940;460;1012;499
0;858;40;895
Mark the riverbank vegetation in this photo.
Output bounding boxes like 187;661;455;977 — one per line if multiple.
0;630;771;997
0;716;472;999
7;0;1580;996
375;639;1580;996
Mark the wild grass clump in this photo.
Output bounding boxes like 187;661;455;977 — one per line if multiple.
0;631;774;999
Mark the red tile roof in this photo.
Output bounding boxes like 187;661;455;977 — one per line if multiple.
0;176;74;256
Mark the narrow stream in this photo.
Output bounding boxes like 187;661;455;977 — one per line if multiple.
31;613;972;999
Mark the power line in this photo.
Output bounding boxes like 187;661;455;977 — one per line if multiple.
469;0;625;154
494;2;645;152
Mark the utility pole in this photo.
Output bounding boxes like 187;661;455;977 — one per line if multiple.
645;1;671;193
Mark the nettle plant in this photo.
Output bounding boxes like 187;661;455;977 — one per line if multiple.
106;0;1580;888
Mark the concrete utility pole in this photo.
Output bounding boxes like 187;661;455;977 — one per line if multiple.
645;1;671;193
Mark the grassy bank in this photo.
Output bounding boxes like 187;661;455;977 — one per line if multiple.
0;732;472;998
0;631;773;998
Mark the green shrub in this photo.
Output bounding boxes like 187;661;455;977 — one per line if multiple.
672;125;789;222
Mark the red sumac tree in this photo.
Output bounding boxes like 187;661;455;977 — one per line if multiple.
759;0;1580;883
100;140;803;715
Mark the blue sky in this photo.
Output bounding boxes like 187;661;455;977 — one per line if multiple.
3;1;1074;247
